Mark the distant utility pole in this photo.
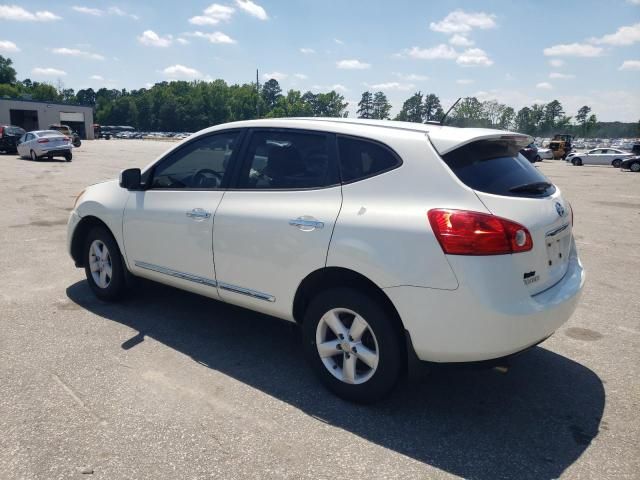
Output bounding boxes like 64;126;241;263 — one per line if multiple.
256;69;260;118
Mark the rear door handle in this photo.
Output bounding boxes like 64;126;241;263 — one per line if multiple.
289;217;324;230
186;208;211;219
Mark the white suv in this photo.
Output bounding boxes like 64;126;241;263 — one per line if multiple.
68;118;585;402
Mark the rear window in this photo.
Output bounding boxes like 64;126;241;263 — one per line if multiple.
441;139;556;197
38;131;64;137
7;127;25;136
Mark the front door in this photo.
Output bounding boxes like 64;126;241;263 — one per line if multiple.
213;128;342;319
123;130;242;298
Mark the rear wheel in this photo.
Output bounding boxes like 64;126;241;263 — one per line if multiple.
65;151;72;162
302;287;403;403
84;226;126;301
30;150;38;161
630;161;640;172
612;159;622;168
535;155;541;162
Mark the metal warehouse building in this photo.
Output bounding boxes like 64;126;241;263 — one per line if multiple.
0;98;94;139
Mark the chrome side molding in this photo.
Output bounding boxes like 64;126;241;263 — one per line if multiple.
545;223;570;238
134;261;275;302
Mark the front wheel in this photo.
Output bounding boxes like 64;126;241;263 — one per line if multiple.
30;150;38;161
612;159;622;168
84;226;126;301
572;158;583;166
302;288;403;403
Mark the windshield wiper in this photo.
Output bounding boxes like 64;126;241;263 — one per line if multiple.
508;181;553;193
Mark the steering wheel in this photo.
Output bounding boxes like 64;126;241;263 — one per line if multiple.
192;168;223;188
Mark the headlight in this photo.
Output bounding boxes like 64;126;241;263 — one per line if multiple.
73;189;86;209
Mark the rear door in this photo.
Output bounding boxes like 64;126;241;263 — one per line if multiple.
440;138;572;295
212;128;342;319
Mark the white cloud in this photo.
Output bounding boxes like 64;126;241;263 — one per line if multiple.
430;10;496;34
107;6;138;20
32;67;66;76
628;0;640;4
536;82;553;89
163;64;202;79
619;59;640;70
449;34;474;47
235;0;268;20
189;4;234;25
549;72;575;79
367;82;416;91
0;40;19;52
176;38;190;45
293;73;307;79
0;5;61;21
90;74;104;80
590;23;640;46
299;47;315;54
138;30;173;47
72;6;103;16
456;48;493;66
263;71;288;81
334;38;344;45
51;47;104;60
312;84;348;92
456;79;474;84
402;44;457;60
543;43;603;57
189;31;236;44
393;72;429;81
549;59;565;67
336;59;371;69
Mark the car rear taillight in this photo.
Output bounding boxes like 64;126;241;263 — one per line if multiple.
37;138;50;143
428;209;533;255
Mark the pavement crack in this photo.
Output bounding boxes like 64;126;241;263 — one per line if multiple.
51;373;107;425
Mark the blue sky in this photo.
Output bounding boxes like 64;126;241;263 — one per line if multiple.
1;1;639;120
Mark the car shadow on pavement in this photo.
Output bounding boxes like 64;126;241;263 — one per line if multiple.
67;279;605;480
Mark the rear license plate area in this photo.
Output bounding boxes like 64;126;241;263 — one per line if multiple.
545;224;571;269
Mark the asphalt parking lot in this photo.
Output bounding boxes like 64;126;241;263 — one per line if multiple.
1;140;639;480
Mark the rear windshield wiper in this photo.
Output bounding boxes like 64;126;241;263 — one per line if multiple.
508;181;553;193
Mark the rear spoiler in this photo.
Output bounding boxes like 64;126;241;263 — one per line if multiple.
428;130;533;155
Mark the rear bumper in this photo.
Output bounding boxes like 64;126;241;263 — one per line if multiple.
385;240;585;362
37;146;72;156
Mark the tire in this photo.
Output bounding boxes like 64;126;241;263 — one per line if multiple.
73;138;81;148
535;155;541;162
302;287;403;403
65;152;72;162
572;158;582;166
630;161;640;173
30;150;38;161
84;226;126;301
612;159;622;168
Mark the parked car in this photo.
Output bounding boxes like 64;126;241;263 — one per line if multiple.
566;148;632;167
67;118;585;402
536;147;554;160
48;124;82;147
0;124;26;153
631;143;640;155
620;156;640;172
17;130;73;161
519;143;540;162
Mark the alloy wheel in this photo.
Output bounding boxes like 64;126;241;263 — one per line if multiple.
89;239;112;289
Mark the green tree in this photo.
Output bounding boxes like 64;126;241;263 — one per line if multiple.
499;106;515;130
372;91;391;120
357;91;374;118
395;92;424;122
586;114;597;136
0;55;17;84
449;97;483;127
76;88;96;107
423;93;443;122
261;79;282;112
543;100;564;133
576;105;591;136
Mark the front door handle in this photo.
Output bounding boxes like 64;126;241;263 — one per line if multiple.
186;208;211;219
289;217;324;231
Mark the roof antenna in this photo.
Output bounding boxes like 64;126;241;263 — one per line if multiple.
435;97;461;126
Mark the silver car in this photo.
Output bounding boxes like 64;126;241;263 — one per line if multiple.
17;130;73;162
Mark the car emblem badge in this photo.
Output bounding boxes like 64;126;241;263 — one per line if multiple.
555;202;565;217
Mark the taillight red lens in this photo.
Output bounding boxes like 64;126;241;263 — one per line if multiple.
428;209;533;255
37;138;50;143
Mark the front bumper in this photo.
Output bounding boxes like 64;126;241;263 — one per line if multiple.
67;210;81;259
385;241;585;362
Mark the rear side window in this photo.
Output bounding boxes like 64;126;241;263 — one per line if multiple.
338;136;401;183
442;139;556;197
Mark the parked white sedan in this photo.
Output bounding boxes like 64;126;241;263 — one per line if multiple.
67;118;585;402
566;148;631;167
17;130;73;161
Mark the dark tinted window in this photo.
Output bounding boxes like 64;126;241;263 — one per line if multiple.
7;126;25;136
442;139;556;197
237;130;335;189
150;131;239;189
338;136;401;183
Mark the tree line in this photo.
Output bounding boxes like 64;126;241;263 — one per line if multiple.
1;54;637;137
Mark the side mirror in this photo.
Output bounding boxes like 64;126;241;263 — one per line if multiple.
119;168;142;190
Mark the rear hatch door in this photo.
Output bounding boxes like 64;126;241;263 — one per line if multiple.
438;136;572;295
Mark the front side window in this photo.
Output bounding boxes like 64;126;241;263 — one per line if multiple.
149;131;240;189
338;136;402;183
237;130;336;189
